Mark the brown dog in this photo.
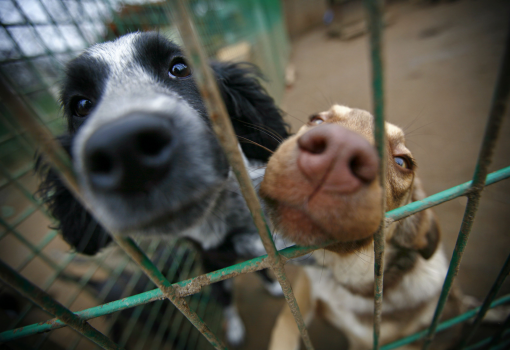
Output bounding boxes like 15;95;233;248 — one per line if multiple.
260;105;462;350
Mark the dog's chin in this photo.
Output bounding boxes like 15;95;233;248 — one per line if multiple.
268;200;380;247
129;191;219;236
86;183;224;235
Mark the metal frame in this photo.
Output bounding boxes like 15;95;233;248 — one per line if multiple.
1;0;509;349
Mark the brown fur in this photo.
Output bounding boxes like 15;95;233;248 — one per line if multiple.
262;105;462;350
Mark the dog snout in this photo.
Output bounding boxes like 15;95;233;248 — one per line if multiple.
84;114;173;192
297;124;378;194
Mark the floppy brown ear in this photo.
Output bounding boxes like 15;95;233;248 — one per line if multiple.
416;215;440;259
391;209;440;260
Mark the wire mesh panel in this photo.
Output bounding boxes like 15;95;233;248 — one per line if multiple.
0;0;510;350
0;1;289;349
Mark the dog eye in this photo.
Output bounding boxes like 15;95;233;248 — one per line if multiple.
394;156;410;169
74;98;93;117
169;58;191;79
309;114;324;125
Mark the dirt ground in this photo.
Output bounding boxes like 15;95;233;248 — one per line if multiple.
234;0;510;349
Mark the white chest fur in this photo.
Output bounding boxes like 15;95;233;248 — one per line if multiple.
304;244;448;344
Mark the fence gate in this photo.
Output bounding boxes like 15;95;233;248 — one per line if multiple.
0;0;509;350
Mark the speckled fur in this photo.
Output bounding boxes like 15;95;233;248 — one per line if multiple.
37;32;289;345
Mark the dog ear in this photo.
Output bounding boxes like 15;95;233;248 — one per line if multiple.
391;209;440;260
211;62;290;162
36;135;112;255
416;216;440;259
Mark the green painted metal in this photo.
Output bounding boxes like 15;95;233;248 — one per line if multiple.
0;259;122;350
112;237;228;350
463;330;510;350
380;294;510;350
1;34;229;350
2;166;510;344
487;314;510;349
421;23;510;350
458;252;510;348
1;1;510;349
362;0;387;348
166;1;314;349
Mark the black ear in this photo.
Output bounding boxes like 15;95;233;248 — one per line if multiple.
391;209;440;260
35;135;112;255
211;62;290;162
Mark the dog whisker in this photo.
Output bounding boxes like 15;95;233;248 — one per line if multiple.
238;136;274;154
235;119;286;143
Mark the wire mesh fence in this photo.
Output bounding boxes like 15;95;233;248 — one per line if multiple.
0;0;509;350
0;1;288;349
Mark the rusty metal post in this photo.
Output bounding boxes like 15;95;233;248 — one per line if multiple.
163;1;315;349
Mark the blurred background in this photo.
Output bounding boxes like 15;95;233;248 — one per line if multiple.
0;0;509;349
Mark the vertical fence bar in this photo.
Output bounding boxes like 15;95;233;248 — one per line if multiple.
108;237;228;350
488;313;510;348
1;53;228;350
422;23;510;350
363;0;387;348
164;1;315;349
0;259;122;350
458;252;510;348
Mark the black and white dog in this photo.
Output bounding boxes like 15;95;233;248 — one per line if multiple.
37;32;289;345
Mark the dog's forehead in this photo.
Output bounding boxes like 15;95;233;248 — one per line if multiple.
86;33;139;67
327;105;375;142
386;123;405;144
83;32;181;71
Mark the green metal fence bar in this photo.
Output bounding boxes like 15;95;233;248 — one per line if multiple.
2;3;509;349
0;259;122;350
380;294;510;350
166;1;314;349
38;248;121;350
117;241;175;348
487;313;510;348
422;23;510;350
458;252;510;348
98;242;180;340
112;236;227;350
149;245;191;349
1;47;229;350
8;253;76;330
2;165;509;343
0;218;61;271
363;0;387;347
385;166;510;223
6;230;58;273
132;246;198;350
464;330;510;350
0;74;80;197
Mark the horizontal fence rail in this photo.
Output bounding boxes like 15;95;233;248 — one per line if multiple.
422;19;510;350
2;165;509;343
166;1;315;349
0;0;509;349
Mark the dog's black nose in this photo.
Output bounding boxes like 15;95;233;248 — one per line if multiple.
84;114;173;192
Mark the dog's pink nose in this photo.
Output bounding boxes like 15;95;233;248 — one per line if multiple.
297;124;379;194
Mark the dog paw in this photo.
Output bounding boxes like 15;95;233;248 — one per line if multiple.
263;280;284;297
224;305;246;346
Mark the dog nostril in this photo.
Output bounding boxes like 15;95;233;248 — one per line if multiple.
89;151;115;174
349;152;378;183
137;131;171;157
298;135;327;154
